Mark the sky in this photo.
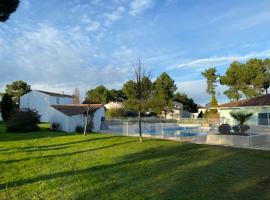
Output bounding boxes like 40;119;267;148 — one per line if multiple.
1;0;270;104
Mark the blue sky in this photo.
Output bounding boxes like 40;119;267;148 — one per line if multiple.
1;0;270;104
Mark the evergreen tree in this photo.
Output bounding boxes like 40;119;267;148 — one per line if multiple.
5;80;31;105
1;94;13;121
152;72;177;117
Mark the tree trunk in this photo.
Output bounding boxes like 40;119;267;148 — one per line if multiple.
138;111;142;142
84;107;89;136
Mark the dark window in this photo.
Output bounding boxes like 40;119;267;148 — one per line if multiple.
258;113;269;125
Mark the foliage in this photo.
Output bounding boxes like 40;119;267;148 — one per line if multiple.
85;85;111;104
230;111;253;125
152;72;177;116
1;123;270;199
218;124;231;134
173;92;197;112
105;108;126;118
232;125;250;135
51;122;62;131
123;59;152;141
6;109;40;132
0;94;14;121
210;95;218;107
220;58;270;101
5;80;31;104
0;0;19;22
110;89;127;101
75;125;84;133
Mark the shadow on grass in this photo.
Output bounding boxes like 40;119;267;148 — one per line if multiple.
0;140;135;165
1;137;270;199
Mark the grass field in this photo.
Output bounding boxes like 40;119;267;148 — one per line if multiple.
0;122;270;200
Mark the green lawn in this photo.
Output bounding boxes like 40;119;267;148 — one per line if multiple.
0;123;270;200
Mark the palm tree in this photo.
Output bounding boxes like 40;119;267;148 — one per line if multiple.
230;111;253;134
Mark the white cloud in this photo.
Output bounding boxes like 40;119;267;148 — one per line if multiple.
129;0;153;16
169;49;270;70
104;6;125;26
0;24;131;95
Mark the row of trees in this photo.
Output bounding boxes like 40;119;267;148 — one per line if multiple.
202;58;270;104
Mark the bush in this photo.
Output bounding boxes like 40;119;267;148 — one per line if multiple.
218;124;231;134
232;125;250;135
1;94;14;121
105;108;126;118
51;122;61;131
6;109;40;132
75;125;84;133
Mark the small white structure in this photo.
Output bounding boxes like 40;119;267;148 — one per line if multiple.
163;101;186;119
50;104;105;133
104;101;124;110
20;90;73;122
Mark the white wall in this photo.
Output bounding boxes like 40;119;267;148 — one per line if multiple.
50;106;105;133
92;107;105;131
50;107;70;132
20;91;50;122
20;91;72;122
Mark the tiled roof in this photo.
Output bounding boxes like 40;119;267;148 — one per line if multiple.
218;94;270;108
36;90;73;98
51;104;103;116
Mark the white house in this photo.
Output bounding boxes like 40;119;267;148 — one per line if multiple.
104;101;124;110
20;90;73;122
163;101;189;119
218;94;270;126
50;104;105;132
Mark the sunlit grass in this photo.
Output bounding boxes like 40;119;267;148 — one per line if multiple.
0;122;270;199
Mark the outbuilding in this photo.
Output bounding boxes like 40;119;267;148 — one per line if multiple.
50;104;105;132
218;94;270;126
20;90;73;122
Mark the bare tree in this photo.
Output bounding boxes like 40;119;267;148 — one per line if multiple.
123;58;152;142
72;88;80;104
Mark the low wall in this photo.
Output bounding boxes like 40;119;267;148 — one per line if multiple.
207;134;269;147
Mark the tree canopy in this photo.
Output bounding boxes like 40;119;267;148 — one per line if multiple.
0;0;19;22
85;85;111;104
220;58;270;101
152;72;177;116
173;92;197;112
201;67;218;106
5;80;31;104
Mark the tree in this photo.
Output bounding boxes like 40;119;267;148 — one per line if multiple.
152;72;177;117
5;80;31;105
230;111;253;125
0;0;19;22
110;89;127;101
201;67;218;106
123;59;152;142
1;94;13;121
173;92;197;112
220;61;243;101
85;85;111;104
72;88;80;104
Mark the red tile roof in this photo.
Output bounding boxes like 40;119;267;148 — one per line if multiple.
51;104;103;116
36;90;73;98
218;94;270;108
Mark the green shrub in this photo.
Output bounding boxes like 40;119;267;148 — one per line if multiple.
1;94;14;121
230;111;253;125
51;122;61;131
6;109;40;132
75;125;84;133
105;108;126;118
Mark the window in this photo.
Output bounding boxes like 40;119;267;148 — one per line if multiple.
56;98;60;104
258;113;270;125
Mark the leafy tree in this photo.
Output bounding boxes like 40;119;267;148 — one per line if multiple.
210;95;218;107
173;92;197;112
230;111;253;125
5;80;31;105
123;60;152;142
201;67;218;106
85;85;111;104
110;89;127;101
152;72;177;117
0;0;19;22
1;94;14;121
220;61;243;101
